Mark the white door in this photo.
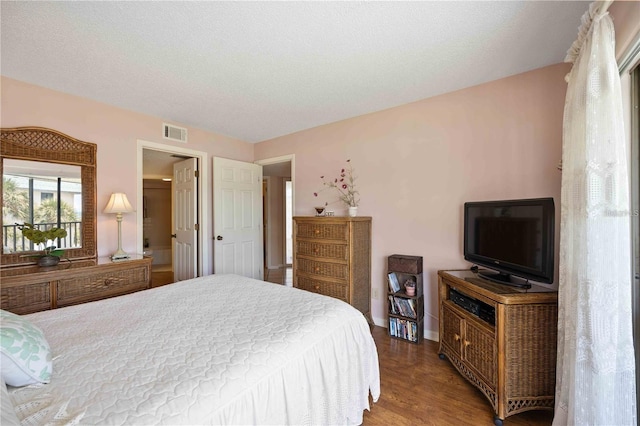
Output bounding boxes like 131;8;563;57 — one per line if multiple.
173;157;198;281
213;157;263;279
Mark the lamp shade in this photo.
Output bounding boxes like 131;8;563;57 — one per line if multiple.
104;193;134;214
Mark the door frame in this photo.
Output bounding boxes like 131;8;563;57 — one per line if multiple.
262;175;272;268
136;140;209;276
255;154;295;270
284;177;293;266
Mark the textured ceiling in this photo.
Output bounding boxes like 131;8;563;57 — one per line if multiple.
0;1;588;143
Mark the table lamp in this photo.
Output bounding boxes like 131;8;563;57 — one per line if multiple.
104;192;134;260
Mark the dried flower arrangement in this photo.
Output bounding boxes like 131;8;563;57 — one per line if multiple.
314;159;359;208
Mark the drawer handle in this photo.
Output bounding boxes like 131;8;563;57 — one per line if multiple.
314;267;320;272
313;248;319;254
454;333;461;341
314;229;320;234
463;340;471;348
104;278;113;286
314;285;320;291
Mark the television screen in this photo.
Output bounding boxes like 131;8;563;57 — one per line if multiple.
464;198;555;286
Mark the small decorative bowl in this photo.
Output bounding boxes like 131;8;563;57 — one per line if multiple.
314;206;326;216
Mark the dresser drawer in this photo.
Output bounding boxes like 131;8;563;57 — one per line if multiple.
297;258;348;280
296;222;348;241
296;240;348;261
297;276;348;302
1;281;51;315
57;265;149;306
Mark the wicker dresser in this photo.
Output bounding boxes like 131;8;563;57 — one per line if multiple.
293;216;372;323
437;270;558;426
1;255;152;315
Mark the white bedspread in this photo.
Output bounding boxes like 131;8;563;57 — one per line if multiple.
7;274;380;425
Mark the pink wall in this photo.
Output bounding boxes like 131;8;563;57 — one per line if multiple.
1;76;254;268
609;0;640;60
255;63;569;335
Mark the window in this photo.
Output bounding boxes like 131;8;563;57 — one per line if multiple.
2;159;82;252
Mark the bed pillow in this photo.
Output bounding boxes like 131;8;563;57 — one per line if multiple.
0;309;52;386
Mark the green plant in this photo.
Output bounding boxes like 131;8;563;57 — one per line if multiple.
2;177;29;222
16;223;67;257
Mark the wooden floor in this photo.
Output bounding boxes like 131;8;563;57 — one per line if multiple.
363;326;553;426
150;263;173;287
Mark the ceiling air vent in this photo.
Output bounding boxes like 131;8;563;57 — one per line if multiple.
163;123;188;143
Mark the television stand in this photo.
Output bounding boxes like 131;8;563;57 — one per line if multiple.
438;270;558;424
477;271;532;289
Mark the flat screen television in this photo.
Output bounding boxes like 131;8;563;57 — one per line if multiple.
463;197;555;288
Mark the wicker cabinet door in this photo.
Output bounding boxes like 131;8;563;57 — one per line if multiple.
441;303;464;359
463;319;497;388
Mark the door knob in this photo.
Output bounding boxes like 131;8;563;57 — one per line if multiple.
216;235;223;241
171;234;177;238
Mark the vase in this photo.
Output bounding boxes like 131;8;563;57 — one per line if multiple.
405;283;416;296
348;206;358;217
38;255;60;267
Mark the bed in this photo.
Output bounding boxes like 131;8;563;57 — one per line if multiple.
1;274;380;425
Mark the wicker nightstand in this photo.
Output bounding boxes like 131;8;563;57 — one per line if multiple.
293;216;372;323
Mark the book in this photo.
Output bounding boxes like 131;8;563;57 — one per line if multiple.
391;296;416;319
388;295;397;314
405;298;416;318
388;272;401;292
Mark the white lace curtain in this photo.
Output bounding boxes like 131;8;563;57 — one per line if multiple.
554;2;637;425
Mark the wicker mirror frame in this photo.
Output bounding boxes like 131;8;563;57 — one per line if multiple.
1;127;97;267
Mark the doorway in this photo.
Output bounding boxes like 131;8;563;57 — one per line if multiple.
136;140;209;282
257;155;294;286
142;174;173;286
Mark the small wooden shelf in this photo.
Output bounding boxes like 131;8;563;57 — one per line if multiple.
387;255;424;344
